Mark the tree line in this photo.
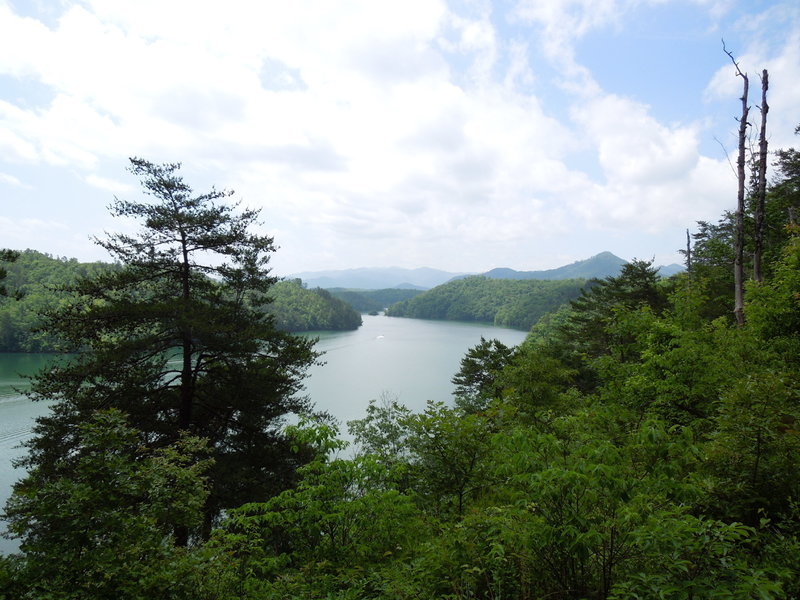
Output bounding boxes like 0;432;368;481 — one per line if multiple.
0;252;362;353
268;279;362;331
386;276;587;330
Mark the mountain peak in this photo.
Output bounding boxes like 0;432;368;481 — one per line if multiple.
481;252;627;281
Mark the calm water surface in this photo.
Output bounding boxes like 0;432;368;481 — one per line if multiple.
301;315;527;424
0;315;526;552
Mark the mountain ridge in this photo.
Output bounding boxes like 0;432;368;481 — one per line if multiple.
468;251;627;282
287;252;684;290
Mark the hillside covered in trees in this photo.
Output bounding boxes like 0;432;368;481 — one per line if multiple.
386;276;587;329
268;279;362;331
0;250;111;352
0;252;362;352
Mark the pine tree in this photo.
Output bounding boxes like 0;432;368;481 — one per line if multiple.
9;158;318;533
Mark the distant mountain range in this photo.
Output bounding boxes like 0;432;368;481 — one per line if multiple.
286;266;469;290
470;251;627;282
287;252;684;290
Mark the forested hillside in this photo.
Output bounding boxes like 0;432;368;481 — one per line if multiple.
268;279;362;331
386;276;586;329
0;250;111;352
327;287;423;313
0;253;362;352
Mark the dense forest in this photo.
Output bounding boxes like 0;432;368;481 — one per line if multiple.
0;250;111;352
268;279;362;331
1;130;799;599
386;276;587;329
0;252;361;352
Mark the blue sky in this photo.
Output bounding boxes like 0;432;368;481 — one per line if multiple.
1;0;798;275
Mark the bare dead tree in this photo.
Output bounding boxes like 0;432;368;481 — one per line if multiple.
753;69;769;283
685;229;692;273
724;41;749;326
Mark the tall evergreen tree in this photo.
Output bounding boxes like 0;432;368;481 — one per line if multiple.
8;158;318;532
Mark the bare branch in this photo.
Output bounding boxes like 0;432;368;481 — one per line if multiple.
722;39;747;79
714;136;737;178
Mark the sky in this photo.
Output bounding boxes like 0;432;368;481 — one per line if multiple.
1;0;798;276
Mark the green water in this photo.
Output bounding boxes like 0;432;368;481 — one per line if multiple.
0;315;527;552
302;314;527;424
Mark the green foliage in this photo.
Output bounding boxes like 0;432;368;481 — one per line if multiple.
268;279;362;331
1;409;223;600
347;393;413;481
0;249;20;300
540;259;671;392
0;250;111;351
497;343;577;420
405;402;496;518
479;412;702;599
214;419;421;599
451;337;514;412
0;253;361;352
386;276;585;330
611;514;780;599
706;368;800;524
746;229;800;346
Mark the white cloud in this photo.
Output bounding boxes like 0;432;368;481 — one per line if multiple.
0;172;29;188
85;174;133;194
573;94;700;184
0;0;797;272
569;155;734;233
0;216;69;245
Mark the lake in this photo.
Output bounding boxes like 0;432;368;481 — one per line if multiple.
0;315;527;552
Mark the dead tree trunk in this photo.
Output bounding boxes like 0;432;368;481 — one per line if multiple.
685;229;692;272
725;42;749;327
753;69;769;283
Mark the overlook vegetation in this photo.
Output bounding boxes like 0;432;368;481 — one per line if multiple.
0;127;799;599
386;276;587;330
0;252;361;353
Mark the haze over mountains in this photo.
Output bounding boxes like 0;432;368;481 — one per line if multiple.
289;252;683;290
286;266;468;290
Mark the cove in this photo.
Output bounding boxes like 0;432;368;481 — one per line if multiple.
0;315;527;553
